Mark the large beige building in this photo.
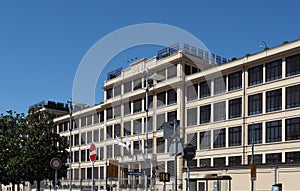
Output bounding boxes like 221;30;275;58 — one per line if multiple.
55;40;300;191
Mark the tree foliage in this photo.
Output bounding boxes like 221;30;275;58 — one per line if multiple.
0;109;69;191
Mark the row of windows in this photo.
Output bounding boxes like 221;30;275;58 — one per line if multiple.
72;136;172;162
187;71;242;101
187;53;300;102
249;84;300;115
187;84;300;125
190;117;300;150
71;111;177;146
106;65;177;99
198;151;300;167
249;53;300;86
71;166;103;180
107;89;177;120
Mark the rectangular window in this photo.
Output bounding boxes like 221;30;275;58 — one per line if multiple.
74;134;79;146
106;125;113;139
286;117;300;141
229;156;242;166
124;81;132;94
87;131;92;144
87;167;92;179
248;123;262;144
100;128;104;141
266;59;282;82
185;65;191;75
156;69;166;83
167;111;177;123
200;158;211;167
229;71;242;91
214;157;226;167
133;99;142;113
114;85;121;97
106;88;112;99
266;89;282;112
74;151;79;162
133;119;142;135
200;131;211;150
200;105;211;124
248;154;262;164
286;151;300;163
81;132;86;145
86;115;93;126
81;116;86;128
81;168;85;179
144;116;153;132
133;78;142;90
114;144;121;157
157;92;166;107
93;130;99;142
144;95;153;110
187;108;197;126
286;53;300;76
266;120;282;143
248;65;263;86
81;150;86;162
93;113;99;124
213;129;226;148
266;153;282;164
167;161;174;176
74;169;79;180
286;84;300;108
187;84;198;101
100;166;104;179
106;145;113;159
214;101;226;121
167;65;177;79
167;89;177;104
156;113;165;130
214;76;226;95
114;105;121;118
229;98;242;119
229;126;242;146
114;124;121;137
99;147;104;160
124;121;131;136
200;80;211;98
248;93;262;115
100;111;104;123
74;118;79;129
124;101;131;116
156;137;165;153
187;133;197;148
133;140;142;154
106;107;113;120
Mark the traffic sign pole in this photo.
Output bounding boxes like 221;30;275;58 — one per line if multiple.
92;161;94;191
55;169;57;191
90;143;97;191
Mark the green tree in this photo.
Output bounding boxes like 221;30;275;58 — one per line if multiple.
23;109;69;191
0;111;27;191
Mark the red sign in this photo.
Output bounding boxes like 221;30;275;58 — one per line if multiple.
89;143;97;162
50;158;62;169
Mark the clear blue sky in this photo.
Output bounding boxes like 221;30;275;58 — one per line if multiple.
1;0;300;114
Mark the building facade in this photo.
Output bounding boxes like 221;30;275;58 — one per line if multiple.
55;40;300;191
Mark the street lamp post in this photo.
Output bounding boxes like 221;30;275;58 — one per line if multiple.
251;123;255;191
68;100;73;191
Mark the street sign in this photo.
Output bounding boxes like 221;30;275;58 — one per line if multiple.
89;143;97;162
183;143;196;161
128;171;142;176
50;158;62;169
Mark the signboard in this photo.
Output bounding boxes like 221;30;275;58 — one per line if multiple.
128;172;142;176
250;163;257;181
183;143;196;162
50;158;62;169
159;172;170;182
89;143;97;162
108;160;119;178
